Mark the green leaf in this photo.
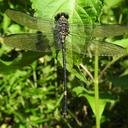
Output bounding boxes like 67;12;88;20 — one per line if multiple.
104;0;122;8
2;13;11;32
0;51;44;74
30;0;102;22
85;94;107;120
7;24;22;33
73;86;116;120
112;38;128;49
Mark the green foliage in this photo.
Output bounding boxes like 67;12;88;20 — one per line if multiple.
0;0;128;127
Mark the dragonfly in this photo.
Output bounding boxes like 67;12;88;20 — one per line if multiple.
1;9;128;117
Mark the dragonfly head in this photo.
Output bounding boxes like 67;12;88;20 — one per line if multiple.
55;12;69;21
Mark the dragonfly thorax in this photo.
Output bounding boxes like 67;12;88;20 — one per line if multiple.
54;12;69;44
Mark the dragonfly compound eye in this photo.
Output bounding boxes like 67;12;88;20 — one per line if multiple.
55;12;69;21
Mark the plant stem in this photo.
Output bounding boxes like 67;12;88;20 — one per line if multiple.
94;55;100;128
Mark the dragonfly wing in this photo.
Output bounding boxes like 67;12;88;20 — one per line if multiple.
2;33;127;56
68;23;128;56
5;9;54;33
69;23;128;38
5;9;128;38
2;33;57;52
66;37;127;56
87;40;127;56
93;24;128;37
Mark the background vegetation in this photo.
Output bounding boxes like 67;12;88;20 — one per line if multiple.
0;0;128;128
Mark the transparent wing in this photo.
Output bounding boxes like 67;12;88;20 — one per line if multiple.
2;33;57;52
1;33;127;56
5;9;54;34
70;24;128;38
66;37;127;56
5;9;128;38
85;40;127;56
92;24;128;37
